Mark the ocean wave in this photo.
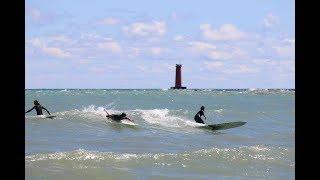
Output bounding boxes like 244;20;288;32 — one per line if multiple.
133;108;205;128
214;109;224;114
26;145;294;168
25;115;51;120
26;106;206;130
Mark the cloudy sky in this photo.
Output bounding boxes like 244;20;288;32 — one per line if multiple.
25;0;295;89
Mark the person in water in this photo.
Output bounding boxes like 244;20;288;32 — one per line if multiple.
104;110;133;122
25;100;51;115
194;106;206;124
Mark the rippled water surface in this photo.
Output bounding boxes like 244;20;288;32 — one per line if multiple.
25;89;295;179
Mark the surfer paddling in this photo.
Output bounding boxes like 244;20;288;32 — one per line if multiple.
25;100;51;115
104;109;133;122
194;106;206;124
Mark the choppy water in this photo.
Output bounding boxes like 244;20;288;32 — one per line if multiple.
25;89;295;179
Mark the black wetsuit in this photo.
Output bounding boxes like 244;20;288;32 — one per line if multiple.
194;110;205;124
108;114;126;122
26;105;50;115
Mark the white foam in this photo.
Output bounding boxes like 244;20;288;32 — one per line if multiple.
25;115;49;120
134;109;203;128
80;105;106;119
81;104;117;117
29;106;204;129
250;145;270;152
121;120;137;126
214;109;224;113
26;145;293;165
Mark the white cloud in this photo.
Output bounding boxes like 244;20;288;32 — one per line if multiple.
200;24;246;41
171;12;179;21
128;47;140;58
264;13;279;28
188;41;246;60
42;47;71;58
272;45;294;57
123;21;167;37
136;64;169;74
223;65;258;74
29;38;45;48
88;67;104;74
78;59;90;64
26;6;56;25
80;33;102;40
207;51;232;60
99;17;120;25
188;41;216;52
137;65;147;72
252;59;295;76
257;48;265;54
173;35;184;41
98;41;123;53
29;8;42;21
204;61;224;70
49;35;72;43
252;59;277;66
255;36;295;59
171;11;191;21
29;38;71;58
149;47;165;56
284;38;295;45
279;60;295;73
88;65;119;74
146;37;161;43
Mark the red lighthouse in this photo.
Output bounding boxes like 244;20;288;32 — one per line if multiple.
171;64;187;89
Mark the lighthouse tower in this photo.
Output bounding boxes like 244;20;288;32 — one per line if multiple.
170;64;187;89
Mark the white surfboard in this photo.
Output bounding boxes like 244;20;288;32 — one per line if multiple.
26;115;56;120
120;120;138;126
45;115;56;119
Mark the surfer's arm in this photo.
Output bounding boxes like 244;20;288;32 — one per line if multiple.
42;107;51;115
25;106;35;114
104;109;110;116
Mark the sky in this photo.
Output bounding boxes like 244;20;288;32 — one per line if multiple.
25;0;295;89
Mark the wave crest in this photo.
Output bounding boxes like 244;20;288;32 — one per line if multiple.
26;145;294;167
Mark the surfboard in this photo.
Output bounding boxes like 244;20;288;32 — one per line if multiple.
25;115;56;120
45;115;56;119
120;120;138;126
200;121;246;131
105;120;138;127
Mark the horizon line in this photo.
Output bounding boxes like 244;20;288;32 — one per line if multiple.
25;88;295;90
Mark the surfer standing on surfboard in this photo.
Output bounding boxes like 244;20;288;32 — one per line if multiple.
25;100;51;115
104;109;134;122
194;106;206;124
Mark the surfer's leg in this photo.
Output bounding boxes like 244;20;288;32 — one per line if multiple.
194;116;204;124
198;119;204;124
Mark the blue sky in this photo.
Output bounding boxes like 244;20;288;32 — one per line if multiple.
26;0;295;89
